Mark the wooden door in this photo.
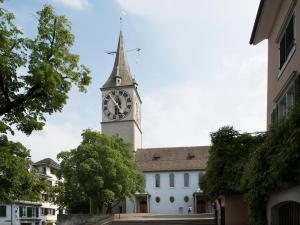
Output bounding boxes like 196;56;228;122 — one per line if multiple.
140;199;148;213
197;199;206;213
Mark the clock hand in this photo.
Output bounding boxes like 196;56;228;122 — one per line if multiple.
108;93;123;113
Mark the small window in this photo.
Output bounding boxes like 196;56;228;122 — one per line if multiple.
170;196;175;203
184;196;189;203
27;207;33;218
279;15;295;69
50;168;55;174
42;167;46;174
187;153;195;160
155;196;160;203
52;209;55;215
169;173;175;188
152;153;160;161
184;173;189;187
0;206;6;217
116;77;122;86
155;174;160;188
36;207;39;218
19;206;24;217
198;172;203;184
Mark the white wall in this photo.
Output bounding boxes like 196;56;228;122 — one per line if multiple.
145;171;202;214
0;204;16;225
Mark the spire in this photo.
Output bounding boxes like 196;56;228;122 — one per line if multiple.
102;31;135;89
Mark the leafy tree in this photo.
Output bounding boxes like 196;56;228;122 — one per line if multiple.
0;3;91;135
242;105;300;225
200;126;265;200
56;130;145;214
0;2;91;202
0;136;47;203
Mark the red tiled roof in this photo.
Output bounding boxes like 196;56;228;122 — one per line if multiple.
135;146;209;172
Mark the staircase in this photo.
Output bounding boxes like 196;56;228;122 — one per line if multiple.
57;213;215;225
111;213;215;225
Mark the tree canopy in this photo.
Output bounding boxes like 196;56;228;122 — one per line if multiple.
201;105;300;225
241;105;300;225
200;126;265;200
0;2;91;203
55;130;145;214
0;3;91;135
0;135;47;203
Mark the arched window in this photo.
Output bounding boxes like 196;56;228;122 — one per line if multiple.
155;174;160;188
169;173;175;187
198;172;203;184
184;173;189;187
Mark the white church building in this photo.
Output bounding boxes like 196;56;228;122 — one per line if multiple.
100;31;212;214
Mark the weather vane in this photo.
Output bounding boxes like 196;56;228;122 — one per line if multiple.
104;10;142;64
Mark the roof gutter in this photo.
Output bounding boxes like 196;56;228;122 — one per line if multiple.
250;0;266;45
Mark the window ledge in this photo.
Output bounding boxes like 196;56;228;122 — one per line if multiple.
278;44;296;79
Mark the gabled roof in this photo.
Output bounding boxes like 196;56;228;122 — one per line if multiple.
135;146;209;172
250;0;283;45
102;31;135;89
33;158;60;169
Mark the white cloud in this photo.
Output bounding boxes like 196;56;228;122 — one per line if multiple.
116;0;267;148
142;54;267;148
53;0;90;10
10;121;82;162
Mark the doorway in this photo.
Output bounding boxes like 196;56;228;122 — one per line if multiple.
197;199;206;213
139;199;148;213
271;201;300;225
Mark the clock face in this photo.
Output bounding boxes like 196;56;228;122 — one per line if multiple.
103;90;132;120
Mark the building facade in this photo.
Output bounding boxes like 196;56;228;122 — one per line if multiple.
250;0;300;224
101;32;211;214
250;0;300;126
0;158;60;225
135;147;212;214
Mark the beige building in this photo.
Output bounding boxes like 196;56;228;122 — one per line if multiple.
250;0;300;224
250;0;300;126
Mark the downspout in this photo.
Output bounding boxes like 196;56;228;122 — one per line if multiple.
10;203;13;225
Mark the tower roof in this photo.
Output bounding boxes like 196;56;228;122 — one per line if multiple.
102;32;135;89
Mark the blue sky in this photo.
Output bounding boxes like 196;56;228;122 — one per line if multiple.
5;0;267;161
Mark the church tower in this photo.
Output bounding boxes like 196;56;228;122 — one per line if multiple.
101;32;142;151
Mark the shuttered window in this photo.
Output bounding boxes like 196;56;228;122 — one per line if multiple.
27;207;32;218
0;206;6;217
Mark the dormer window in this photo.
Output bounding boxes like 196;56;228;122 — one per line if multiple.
152;153;160;161
116;77;122;86
187;153;195;160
